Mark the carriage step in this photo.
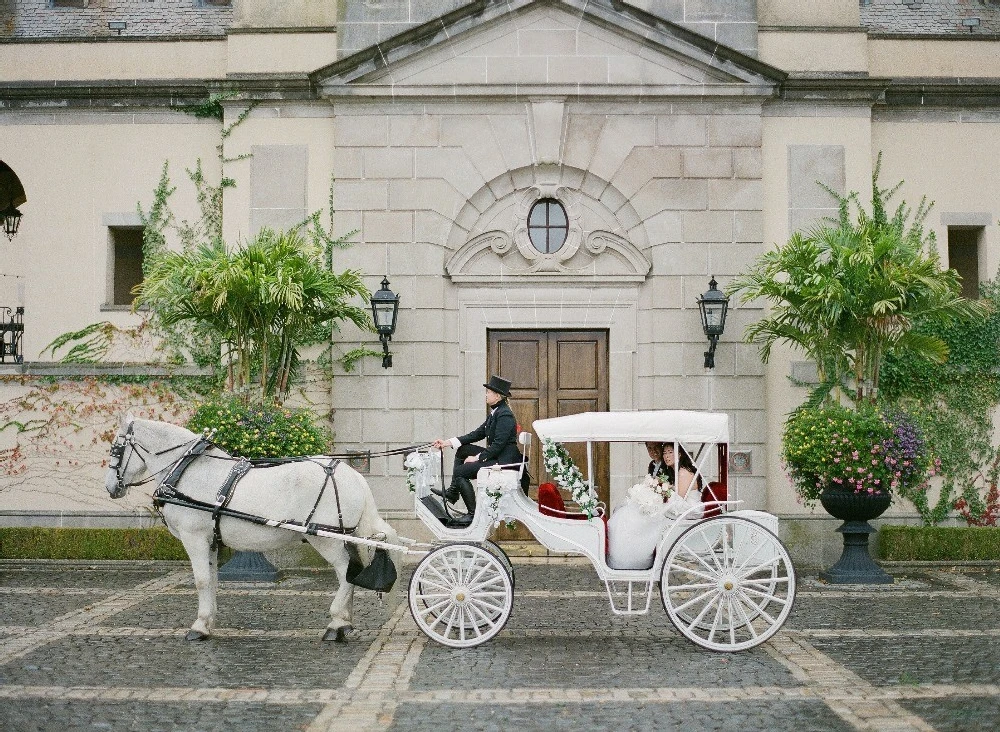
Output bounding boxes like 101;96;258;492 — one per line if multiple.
419;496;474;528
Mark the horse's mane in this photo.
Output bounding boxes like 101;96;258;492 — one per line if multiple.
130;416;199;446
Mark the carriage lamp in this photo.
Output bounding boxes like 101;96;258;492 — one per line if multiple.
370;276;400;369
696;276;729;370
1;202;21;242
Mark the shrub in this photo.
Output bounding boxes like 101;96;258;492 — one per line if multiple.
187;398;331;459
782;402;932;507
0;527;189;560
880;525;1000;561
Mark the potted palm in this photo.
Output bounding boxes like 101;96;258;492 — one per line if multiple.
137;226;372;580
729;155;986;582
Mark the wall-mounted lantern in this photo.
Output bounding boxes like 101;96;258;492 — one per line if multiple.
1;201;21;242
370;277;400;369
696;276;729;370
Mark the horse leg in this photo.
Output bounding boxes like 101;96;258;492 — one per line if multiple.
308;537;355;643
182;535;218;641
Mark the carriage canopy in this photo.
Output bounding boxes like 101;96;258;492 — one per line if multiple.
532;410;729;444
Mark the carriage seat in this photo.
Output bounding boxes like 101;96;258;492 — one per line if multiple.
537;482;592;521
702;481;727;518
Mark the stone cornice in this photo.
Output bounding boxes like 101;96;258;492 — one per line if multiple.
779;75;892;105
0;76;317;110
882;78;1000;107
0;79;218;111
3;74;1000;111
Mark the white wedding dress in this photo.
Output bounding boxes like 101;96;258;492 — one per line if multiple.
606;481;704;570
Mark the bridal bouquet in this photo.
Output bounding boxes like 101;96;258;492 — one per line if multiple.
627;474;675;516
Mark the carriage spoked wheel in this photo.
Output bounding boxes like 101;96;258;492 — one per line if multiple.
660;516;795;652
483;538;515;590
408;542;514;648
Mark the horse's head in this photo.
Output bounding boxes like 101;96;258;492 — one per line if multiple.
106;414;198;499
106;413;142;499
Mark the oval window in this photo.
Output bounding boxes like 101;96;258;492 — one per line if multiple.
527;198;568;254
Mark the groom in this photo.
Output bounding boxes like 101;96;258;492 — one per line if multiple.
431;375;525;513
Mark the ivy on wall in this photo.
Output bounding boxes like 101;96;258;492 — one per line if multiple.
880;277;1000;525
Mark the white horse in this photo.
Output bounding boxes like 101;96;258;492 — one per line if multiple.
105;414;402;643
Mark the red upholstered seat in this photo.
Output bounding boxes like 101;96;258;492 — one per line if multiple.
702;481;727;518
537;482;589;521
537;482;566;517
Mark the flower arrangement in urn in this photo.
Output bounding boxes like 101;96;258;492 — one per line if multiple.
782;402;933;508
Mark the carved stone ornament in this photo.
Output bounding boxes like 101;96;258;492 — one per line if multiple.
445;186;651;284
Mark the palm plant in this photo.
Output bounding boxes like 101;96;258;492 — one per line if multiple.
729;156;988;404
137;227;371;402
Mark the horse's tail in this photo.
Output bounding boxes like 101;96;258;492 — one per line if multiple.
354;487;405;611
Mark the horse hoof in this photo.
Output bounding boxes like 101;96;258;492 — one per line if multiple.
323;626;352;643
185;630;210;642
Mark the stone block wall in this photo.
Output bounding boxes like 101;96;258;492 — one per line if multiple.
337;0;759;58
327;98;768;510
1;0;233;38
860;0;1000;35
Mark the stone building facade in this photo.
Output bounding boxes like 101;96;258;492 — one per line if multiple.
2;0;999;562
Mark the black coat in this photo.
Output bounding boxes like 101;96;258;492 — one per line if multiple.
457;401;522;466
648;460;669;478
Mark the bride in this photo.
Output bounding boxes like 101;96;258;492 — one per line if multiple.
607;443;704;570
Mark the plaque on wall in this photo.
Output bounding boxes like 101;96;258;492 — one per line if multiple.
729;450;752;475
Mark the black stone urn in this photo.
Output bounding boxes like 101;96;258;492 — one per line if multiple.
218;550;279;582
819;489;893;584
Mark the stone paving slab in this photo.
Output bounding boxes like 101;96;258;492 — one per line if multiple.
0;700;324;732
899;696;1000;732
0;635;370;689
388;699;853;731
785;593;999;631
0;568;173;590
107;591;394;632
412;635;800;690
810;635;1000;687
1;592;109;626
1;560;1000;731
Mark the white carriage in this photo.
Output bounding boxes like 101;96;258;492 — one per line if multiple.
406;410;796;652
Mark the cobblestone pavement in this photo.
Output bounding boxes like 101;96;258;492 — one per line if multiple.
1;560;999;731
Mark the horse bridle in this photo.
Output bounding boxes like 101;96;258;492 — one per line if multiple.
108;423;197;496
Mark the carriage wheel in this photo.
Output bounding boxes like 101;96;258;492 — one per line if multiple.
483;539;515;590
660;517;795;652
409;543;514;648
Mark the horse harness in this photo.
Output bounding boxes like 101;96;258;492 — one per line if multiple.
112;424;352;550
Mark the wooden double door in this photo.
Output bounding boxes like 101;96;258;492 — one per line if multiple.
487;330;610;518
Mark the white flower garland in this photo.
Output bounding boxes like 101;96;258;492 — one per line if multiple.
541;437;599;519
404;450;437;493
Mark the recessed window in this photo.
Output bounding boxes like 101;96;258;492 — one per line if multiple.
51;0;88;8
197;0;232;6
527;198;568;254
948;227;983;299
109;227;145;306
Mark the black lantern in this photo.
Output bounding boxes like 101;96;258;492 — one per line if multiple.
2;203;21;242
370;277;400;369
696;276;729;369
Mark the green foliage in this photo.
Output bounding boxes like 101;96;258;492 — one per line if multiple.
729;153;988;404
339;347;384;373
41;322;119;364
187;398;331;459
0;527;190;560
782;402;931;507
138;227;372;402
879;525;1000;561
880;278;1000;525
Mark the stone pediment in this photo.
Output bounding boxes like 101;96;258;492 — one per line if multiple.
313;0;784;94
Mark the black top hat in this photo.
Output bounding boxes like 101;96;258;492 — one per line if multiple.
483;375;512;398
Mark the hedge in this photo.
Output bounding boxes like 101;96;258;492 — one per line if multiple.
880;525;1000;561
0;527;190;560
